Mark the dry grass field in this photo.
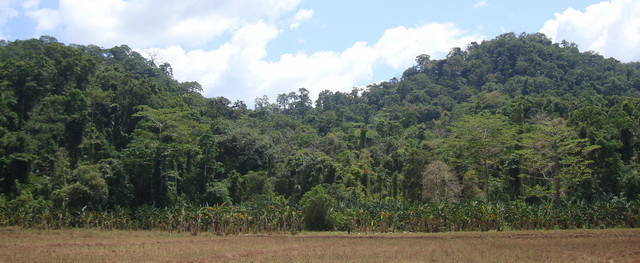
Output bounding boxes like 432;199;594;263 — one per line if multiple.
1;227;639;262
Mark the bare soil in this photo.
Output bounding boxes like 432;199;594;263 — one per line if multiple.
1;227;639;262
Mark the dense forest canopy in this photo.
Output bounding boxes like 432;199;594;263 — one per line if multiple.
0;33;639;219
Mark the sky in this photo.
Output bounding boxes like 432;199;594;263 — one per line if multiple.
1;0;639;106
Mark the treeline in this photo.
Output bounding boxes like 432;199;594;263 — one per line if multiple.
1;33;639;231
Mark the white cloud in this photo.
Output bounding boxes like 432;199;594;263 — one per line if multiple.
540;0;640;62
147;21;282;99
25;8;61;32
290;8;313;29
151;22;481;106
21;0;61;34
473;0;488;9
47;0;302;48
375;23;479;68
0;0;18;39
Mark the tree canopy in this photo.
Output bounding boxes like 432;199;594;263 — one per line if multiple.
0;33;639;216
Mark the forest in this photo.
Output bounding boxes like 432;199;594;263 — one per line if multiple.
1;33;639;233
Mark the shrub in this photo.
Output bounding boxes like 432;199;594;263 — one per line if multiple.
300;185;336;231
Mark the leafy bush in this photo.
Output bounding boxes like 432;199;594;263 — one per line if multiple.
300;185;336;231
204;181;231;205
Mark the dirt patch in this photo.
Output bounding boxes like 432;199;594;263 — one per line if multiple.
1;227;639;262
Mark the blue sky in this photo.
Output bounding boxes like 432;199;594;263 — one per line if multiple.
1;0;639;106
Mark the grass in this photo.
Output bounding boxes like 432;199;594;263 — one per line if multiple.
1;227;639;262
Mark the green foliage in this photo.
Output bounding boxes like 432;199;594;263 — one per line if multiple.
300;185;336;231
442;113;515;201
518;117;600;204
203;181;231;205
620;164;640;200
243;171;273;199
52;164;108;210
1;33;639;232
461;170;483;200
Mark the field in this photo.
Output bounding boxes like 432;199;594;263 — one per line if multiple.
1;227;639;262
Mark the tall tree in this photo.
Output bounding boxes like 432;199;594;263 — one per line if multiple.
443;114;515;201
518;117;600;204
124;105;206;206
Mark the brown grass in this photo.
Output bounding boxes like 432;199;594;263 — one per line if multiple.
1;227;639;262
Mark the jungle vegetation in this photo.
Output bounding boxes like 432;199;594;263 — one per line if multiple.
1;33;639;232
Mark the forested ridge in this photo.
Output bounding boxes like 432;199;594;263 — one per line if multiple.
1;33;639;232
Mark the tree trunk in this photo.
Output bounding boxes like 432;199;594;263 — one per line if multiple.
554;176;561;205
483;159;489;201
359;128;367;149
553;161;561;206
551;138;561;205
516;102;526;197
518;156;525;197
19;89;26;128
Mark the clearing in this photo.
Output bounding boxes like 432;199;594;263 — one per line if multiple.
1;227;639;262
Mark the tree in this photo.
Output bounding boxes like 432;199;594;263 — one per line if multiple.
276;150;338;199
52;164;108;209
443;114;515;201
124;105;206;206
415;54;432;73
461;170;483;200
291;88;312;117
421;160;461;202
243;171;272;200
300;185;336;231
402;147;433;201
216;124;274;175
518;117;600;204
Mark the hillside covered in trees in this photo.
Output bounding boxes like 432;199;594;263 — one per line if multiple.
1;33;639;231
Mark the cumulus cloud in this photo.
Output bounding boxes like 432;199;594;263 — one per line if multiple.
375;23;479;68
37;0;302;48
290;8;313;29
540;0;640;62
152;22;481;106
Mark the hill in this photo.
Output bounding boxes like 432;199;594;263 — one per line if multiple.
0;33;638;214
